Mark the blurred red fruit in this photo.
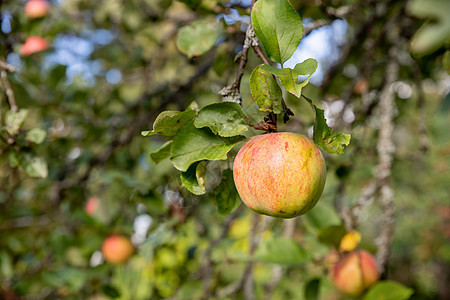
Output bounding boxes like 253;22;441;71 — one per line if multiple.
101;235;134;264
20;36;49;56
331;250;379;296
24;0;49;19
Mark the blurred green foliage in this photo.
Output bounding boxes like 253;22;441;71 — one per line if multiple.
0;0;449;299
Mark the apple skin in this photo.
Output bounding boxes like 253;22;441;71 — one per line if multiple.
85;197;99;216
24;0;49;19
20;36;49;56
101;235;134;264
331;250;380;296
233;132;326;218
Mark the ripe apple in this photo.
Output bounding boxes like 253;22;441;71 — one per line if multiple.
233;132;326;218
24;0;49;19
20;36;49;56
101;235;134;264
331;250;380;296
85;196;99;216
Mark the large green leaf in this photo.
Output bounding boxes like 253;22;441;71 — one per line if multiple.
250;64;283;114
180;161;207;195
408;0;450;56
176;19;220;58
251;0;303;64
302;95;351;154
5;109;29;135
214;169;241;215
363;281;414;300
170;124;245;172
194;102;251;137
150;141;172;163
254;237;309;265
141;110;196;137
262;59;318;97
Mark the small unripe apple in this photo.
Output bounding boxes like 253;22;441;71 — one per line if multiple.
24;0;49;19
85;196;99;216
101;235;134;264
20;36;49;56
331;250;379;296
233;132;326;218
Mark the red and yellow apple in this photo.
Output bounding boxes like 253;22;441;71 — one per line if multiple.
20;36;49;56
233;132;326;218
331;250;380;296
24;0;49;19
85;196;99;216
101;235;134;264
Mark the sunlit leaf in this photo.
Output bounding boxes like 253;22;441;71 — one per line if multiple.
176;19;220;58
5;109;28;135
26;128;47;144
250;64;283;114
364;281;414;300
262;59;318;97
141;110;196;137
251;0;303;64
194;102;251;137
22;155;48;178
302;95;351;154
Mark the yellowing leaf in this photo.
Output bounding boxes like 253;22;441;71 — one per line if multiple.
339;231;361;252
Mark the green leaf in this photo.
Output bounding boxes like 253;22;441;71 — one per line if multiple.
170;123;245;172
303;201;341;232
176;19;220;58
150;141;172;163
302;95;351;154
141;110;196;137
407;0;450;56
180;161;207;195
304;278;321;300
194;102;251;137
363;281;414;300
250;64;283;114
251;0;303;64
25;128;47;144
22;155;48;178
262;59;318;97
254;237;309;265
5;109;29;135
214;169;241;215
8;152;21;168
317;225;347;249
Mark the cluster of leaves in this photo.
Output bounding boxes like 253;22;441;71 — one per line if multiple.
143;0;350;197
1;109;48;178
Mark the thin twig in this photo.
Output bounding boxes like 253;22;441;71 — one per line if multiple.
1;69;17;111
0;60;17;72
